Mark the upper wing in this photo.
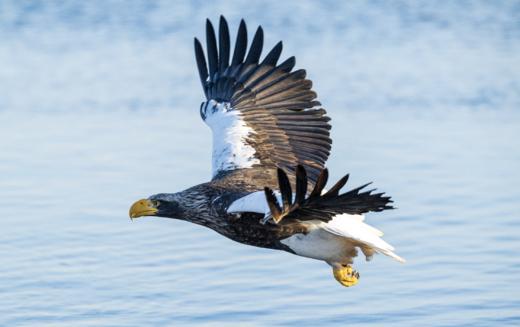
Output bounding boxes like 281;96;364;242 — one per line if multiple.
194;16;331;184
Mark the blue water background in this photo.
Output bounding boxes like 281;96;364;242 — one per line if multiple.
1;1;519;326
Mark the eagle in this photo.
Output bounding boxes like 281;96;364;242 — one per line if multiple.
129;16;404;287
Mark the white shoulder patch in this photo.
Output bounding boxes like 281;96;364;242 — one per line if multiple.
202;100;260;177
227;191;272;216
227;188;333;217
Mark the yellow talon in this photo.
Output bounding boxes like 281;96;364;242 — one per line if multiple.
333;265;360;287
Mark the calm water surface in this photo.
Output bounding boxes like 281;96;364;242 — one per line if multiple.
1;1;519;326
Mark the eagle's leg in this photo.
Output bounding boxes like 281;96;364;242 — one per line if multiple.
332;264;360;287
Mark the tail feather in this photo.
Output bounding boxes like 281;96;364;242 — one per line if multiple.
321;214;405;263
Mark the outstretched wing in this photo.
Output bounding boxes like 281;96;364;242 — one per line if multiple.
263;166;394;224
194;16;331;184
226;165;394;224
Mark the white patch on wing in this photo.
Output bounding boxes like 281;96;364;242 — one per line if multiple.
227;191;270;215
227;189;329;217
227;190;294;219
202;100;260;177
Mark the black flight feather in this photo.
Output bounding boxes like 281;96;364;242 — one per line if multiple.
231;19;247;66
194;38;208;89
261;41;283;67
323;174;349;198
218;16;230;71
277;168;293;209
277;56;296;73
244;26;263;65
309;168;328;199
264;187;282;223
206;19;218;79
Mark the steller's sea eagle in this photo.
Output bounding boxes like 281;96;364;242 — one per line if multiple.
129;16;404;287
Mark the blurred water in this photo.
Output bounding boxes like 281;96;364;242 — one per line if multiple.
1;1;520;326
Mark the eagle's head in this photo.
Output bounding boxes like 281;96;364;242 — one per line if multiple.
129;193;183;219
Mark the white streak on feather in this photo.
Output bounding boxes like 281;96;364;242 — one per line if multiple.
227;189;327;217
227;191;273;216
203;100;260;177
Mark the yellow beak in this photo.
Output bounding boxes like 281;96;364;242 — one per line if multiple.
129;199;158;219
